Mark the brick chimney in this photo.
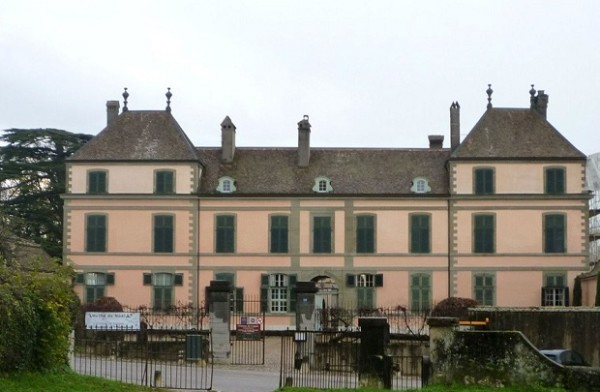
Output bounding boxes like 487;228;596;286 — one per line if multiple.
106;100;120;126
529;86;549;119
450;101;460;150
297;115;311;167
221;116;236;163
428;135;444;149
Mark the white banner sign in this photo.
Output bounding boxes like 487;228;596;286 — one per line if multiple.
85;312;141;330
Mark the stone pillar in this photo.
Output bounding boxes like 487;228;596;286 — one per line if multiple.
427;317;459;384
294;281;318;371
358;317;391;389
295;281;318;330
207;280;232;363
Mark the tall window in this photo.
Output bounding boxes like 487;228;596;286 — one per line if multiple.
270;215;289;253
86;214;106;252
216;215;235;253
155;170;174;194
545;167;565;194
473;273;495;306
261;273;296;313
143;272;183;311
411;273;431;311
153;215;174;253
410;214;430;254
77;272;114;304
88;170;107;194
313;216;332;253
473;214;495;253
474;168;494;195
356;215;375;253
346;273;383;310
544;214;565;253
542;273;568;306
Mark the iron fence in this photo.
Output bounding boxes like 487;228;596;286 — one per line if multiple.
315;306;431;335
279;330;428;390
72;325;213;390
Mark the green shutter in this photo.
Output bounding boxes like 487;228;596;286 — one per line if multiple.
356;215;375;253
143;273;152;285
260;287;268;312
76;273;85;284
411;215;430;253
235;287;244;312
271;216;289;253
174;273;183;286
106;273;115;285
374;274;384;287
313;216;332;253
288;274;297;312
154;215;174;253
346;274;356;287
216;215;235;253
86;215;106;252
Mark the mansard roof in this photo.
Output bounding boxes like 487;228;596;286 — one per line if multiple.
70;111;200;161
197;147;450;195
451;108;586;160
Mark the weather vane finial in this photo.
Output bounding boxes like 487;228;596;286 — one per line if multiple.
166;87;172;112
122;87;129;112
486;84;493;110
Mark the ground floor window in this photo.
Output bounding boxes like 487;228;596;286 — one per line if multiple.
542;273;568;306
261;273;297;313
410;273;431;311
143;272;183;310
473;273;495;306
76;272;114;304
346;273;383;310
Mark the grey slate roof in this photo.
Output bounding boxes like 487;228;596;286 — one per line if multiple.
197;147;450;195
70;111;200;161
451;108;586;160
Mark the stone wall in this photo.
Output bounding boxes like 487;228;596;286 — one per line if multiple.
429;319;600;390
469;307;600;367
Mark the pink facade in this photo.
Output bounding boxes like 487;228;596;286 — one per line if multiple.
64;88;593;328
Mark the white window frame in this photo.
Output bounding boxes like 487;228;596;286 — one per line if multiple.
312;176;333;193
216;176;236;193
411;177;431;194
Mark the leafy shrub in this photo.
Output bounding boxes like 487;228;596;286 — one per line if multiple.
430;297;479;319
0;258;78;372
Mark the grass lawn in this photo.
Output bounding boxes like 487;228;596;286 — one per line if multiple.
0;371;164;392
0;372;570;392
277;386;568;392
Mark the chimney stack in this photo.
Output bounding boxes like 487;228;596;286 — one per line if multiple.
529;85;549;119
297;115;311;167
221;116;236;163
450;101;460;150
106;100;120;126
428;135;444;149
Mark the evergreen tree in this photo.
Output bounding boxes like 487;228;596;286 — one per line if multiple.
596;271;600;307
0;129;92;259
572;275;582;306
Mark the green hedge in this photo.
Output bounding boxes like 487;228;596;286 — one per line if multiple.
0;258;78;372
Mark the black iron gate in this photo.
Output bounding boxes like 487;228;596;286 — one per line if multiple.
279;330;428;390
72;326;213;390
230;297;266;365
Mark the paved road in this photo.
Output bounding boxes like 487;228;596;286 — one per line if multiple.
211;367;280;392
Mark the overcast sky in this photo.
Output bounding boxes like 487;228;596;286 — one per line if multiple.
1;1;598;155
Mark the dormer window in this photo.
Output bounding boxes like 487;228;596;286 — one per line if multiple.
217;176;236;193
411;177;431;194
313;176;333;193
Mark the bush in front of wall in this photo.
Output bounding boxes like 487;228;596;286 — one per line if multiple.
0;258;78;372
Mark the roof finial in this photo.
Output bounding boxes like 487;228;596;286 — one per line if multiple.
486;84;493;109
529;84;537;107
165;87;172;112
122;87;129;112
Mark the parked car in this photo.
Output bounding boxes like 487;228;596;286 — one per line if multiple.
540;349;589;366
